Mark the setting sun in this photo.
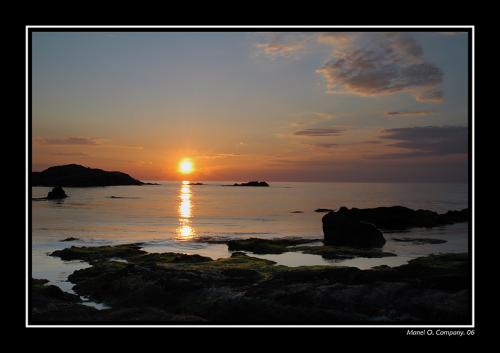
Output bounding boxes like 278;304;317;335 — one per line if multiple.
178;158;194;175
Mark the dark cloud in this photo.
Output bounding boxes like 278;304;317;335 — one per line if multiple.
36;137;143;150
375;126;468;158
309;143;339;148
38;137;101;146
385;110;435;117
50;152;89;156
316;33;444;103
294;128;344;137
257;32;445;103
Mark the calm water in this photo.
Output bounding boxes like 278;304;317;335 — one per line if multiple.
31;181;469;300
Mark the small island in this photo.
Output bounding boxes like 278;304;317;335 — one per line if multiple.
32;164;147;187
224;181;269;187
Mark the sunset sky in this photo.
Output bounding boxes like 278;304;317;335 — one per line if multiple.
31;31;469;182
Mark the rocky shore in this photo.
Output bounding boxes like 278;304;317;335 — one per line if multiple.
31;205;470;324
31;241;470;323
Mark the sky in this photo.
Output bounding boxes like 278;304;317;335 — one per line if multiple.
31;30;469;182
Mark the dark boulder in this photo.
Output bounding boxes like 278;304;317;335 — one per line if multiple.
47;186;67;199
322;208;386;248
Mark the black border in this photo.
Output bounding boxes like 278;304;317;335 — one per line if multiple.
27;25;475;328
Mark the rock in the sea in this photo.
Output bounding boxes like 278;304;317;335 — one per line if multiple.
322;208;385;248
47;186;67;199
61;237;79;242
232;181;269;187
32;164;144;187
315;208;333;213
324;206;469;230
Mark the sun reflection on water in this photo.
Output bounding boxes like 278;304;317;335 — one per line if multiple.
177;181;195;239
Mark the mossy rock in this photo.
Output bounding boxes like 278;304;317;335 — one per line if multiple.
294;245;397;260
51;243;145;261
226;238;318;254
225;237;395;260
188;252;276;270
51;243;213;266
404;253;468;271
49;249;469;323
130;252;212;266
31;277;81;306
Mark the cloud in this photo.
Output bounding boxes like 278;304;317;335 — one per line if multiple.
316;32;358;46
375;126;468;158
316;33;443;103
294;128;344;137
290;112;335;127
195;153;241;160
307;143;339;149
255;33;308;58
257;32;445;103
385;110;435;117
36;137;143;150
37;137;101;146
50;152;89;156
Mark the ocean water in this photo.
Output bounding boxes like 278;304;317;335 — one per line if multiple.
31;181;469;299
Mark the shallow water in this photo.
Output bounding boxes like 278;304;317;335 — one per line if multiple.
31;181;469;296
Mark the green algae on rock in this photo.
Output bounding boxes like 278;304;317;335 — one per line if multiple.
44;242;470;323
224;237;395;259
50;244;145;261
293;245;397;260
226;237;320;254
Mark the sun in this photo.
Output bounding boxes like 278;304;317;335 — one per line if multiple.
178;158;194;175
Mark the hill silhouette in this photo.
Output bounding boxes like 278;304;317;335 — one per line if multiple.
32;164;144;187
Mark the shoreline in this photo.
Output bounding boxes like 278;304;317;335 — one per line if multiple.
31;241;470;323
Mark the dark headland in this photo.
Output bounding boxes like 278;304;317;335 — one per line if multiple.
31;164;157;187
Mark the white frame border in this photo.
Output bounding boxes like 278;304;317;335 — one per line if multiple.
25;24;475;329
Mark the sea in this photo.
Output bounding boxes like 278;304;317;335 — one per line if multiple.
31;181;469;307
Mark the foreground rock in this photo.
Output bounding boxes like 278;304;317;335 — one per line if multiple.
324;206;469;231
47;186;68;199
32;164;145;187
31;278;205;322
43;244;470;323
51;243;212;265
322;208;386;248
